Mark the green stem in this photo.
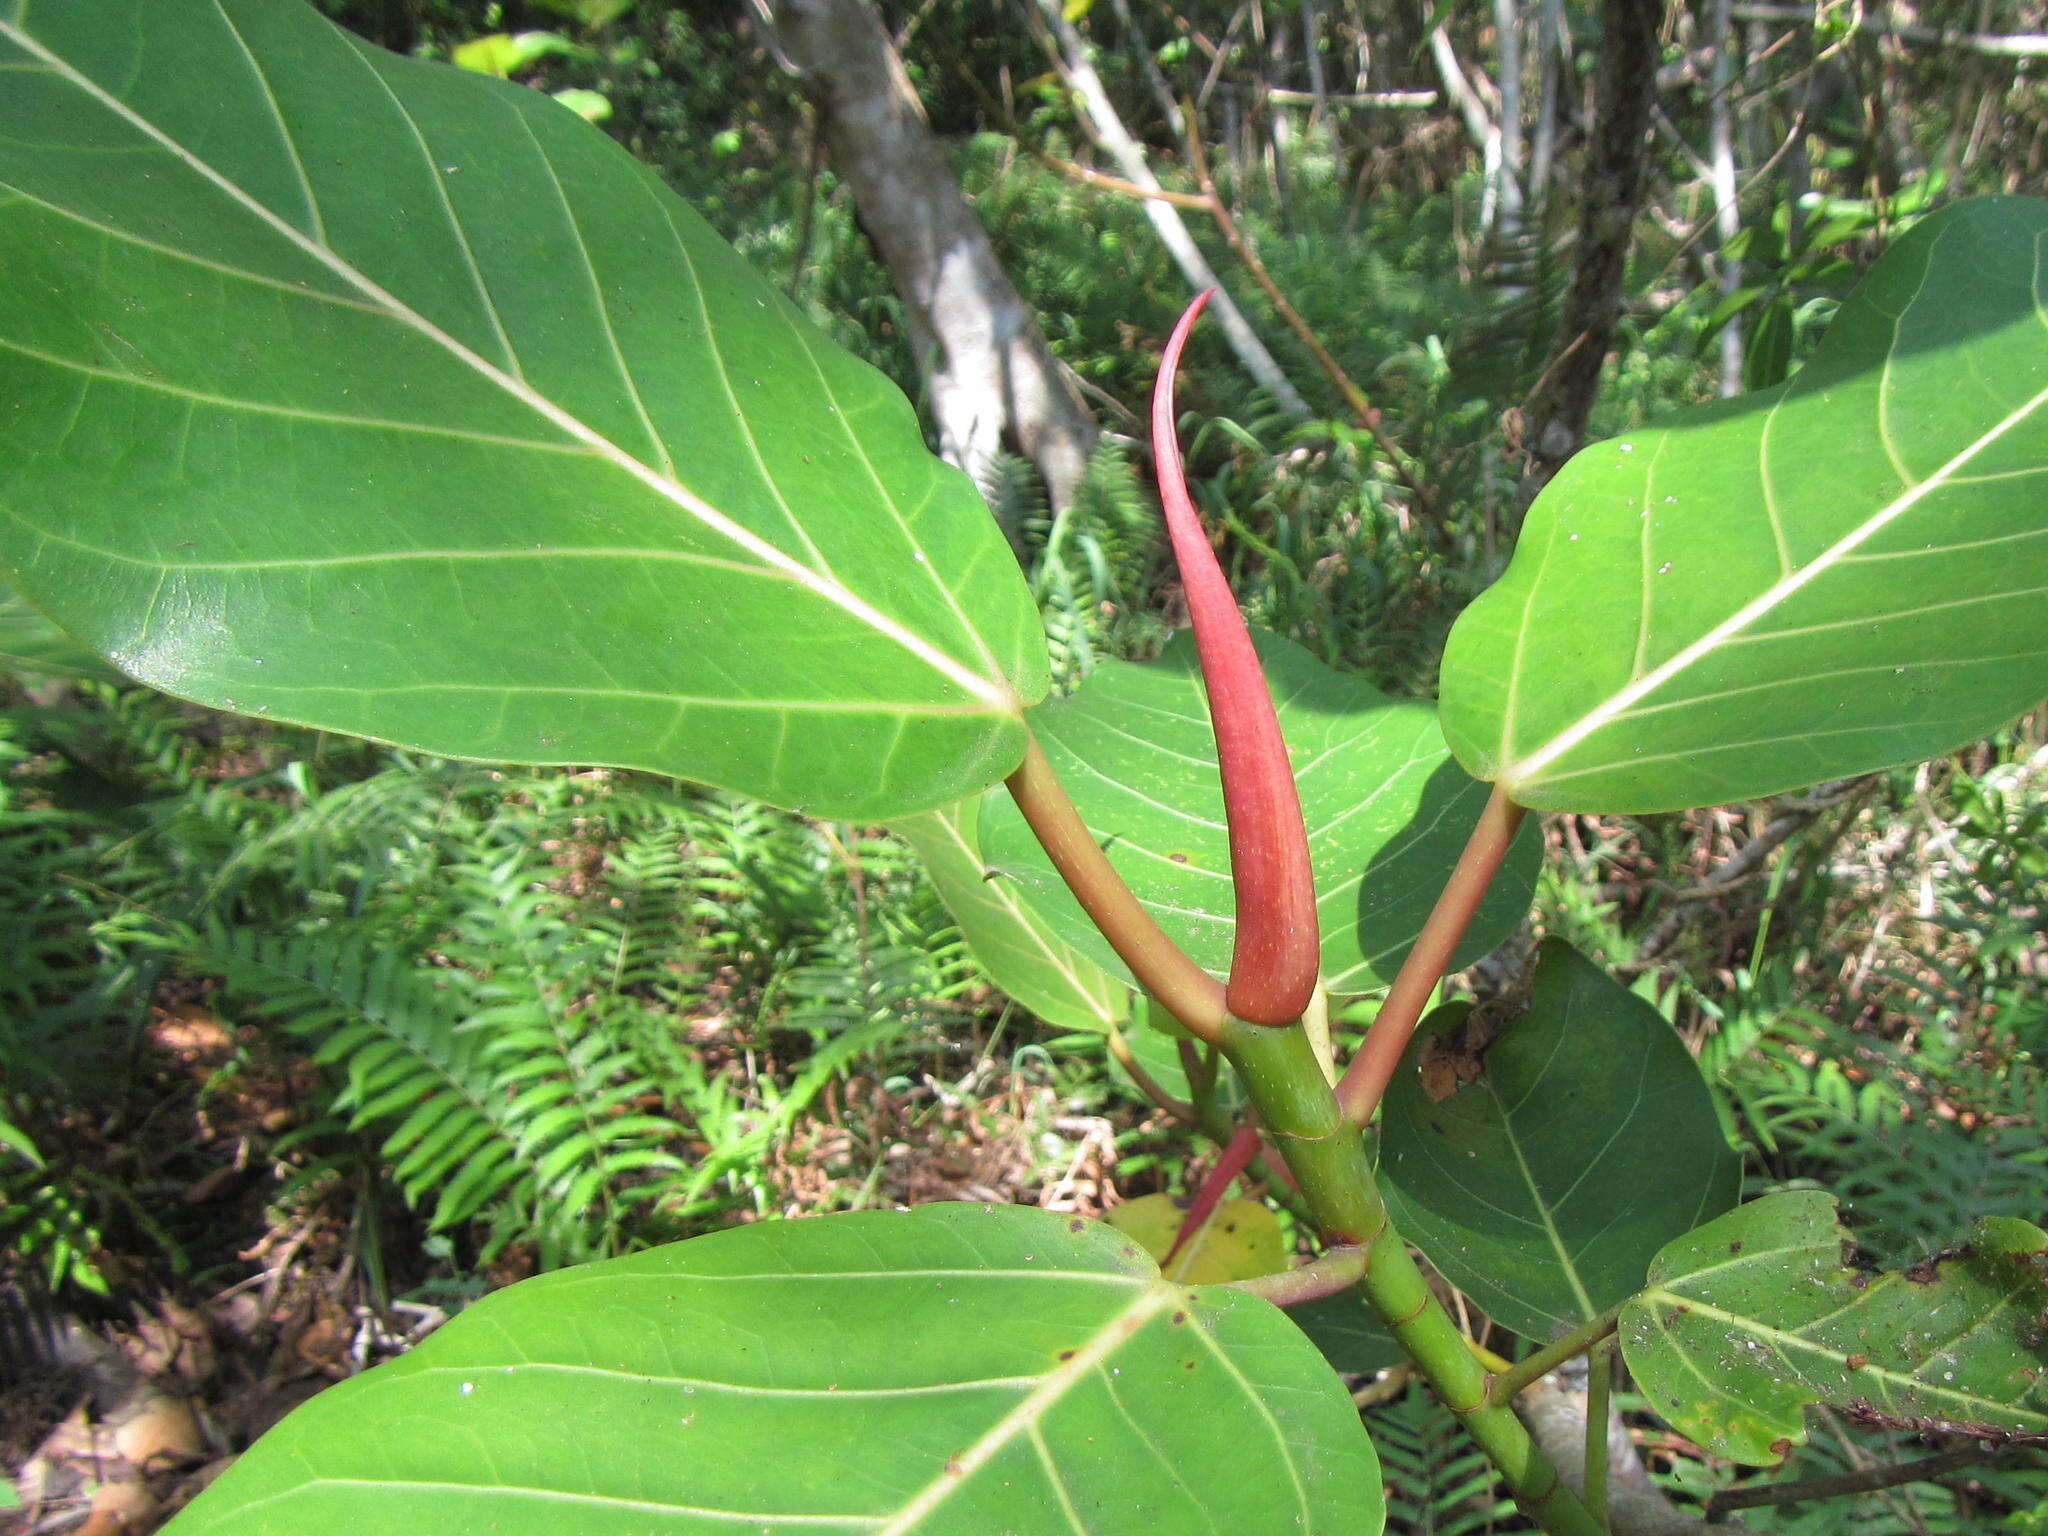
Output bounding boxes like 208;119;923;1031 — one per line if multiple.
1227;1245;1368;1306
1486;1303;1626;1406
1584;1339;1615;1531
1004;733;1228;1039
1219;1020;1605;1536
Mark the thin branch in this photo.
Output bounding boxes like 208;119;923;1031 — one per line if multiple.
1336;785;1528;1125
1704;1447;2011;1515
1621;777;1873;972
1021;0;1313;415
1266;87;1438;107
1730;2;2048;58
1181;105;1445;523
1107;1023;1194;1122
1021;138;1216;208
961;55;1442;521
1487;1302;1626;1406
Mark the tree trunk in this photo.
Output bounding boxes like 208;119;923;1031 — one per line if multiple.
1517;1367;1757;1536
1492;0;1526;241
769;0;1097;523
1030;0;1312;417
1522;0;1666;480
1709;0;1744;396
1527;0;1564;216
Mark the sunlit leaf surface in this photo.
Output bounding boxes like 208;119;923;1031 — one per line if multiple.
982;630;1538;995
1444;197;2048;812
0;0;1043;820
168;1204;1385;1534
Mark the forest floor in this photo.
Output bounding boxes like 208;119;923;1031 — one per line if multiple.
1;980;1162;1536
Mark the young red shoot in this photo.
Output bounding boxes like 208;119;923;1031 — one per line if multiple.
1153;291;1319;1026
1164;1122;1266;1266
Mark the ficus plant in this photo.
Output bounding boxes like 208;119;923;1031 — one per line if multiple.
2;3;2045;1532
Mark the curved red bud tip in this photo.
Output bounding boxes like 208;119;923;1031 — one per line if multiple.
1153;291;1319;1026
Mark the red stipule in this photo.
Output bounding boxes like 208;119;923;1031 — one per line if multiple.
1152;291;1319;1026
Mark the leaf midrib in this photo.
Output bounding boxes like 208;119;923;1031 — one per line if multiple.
873;1285;1175;1535
0;14;1015;715
1503;232;2048;791
1637;1285;2048;1425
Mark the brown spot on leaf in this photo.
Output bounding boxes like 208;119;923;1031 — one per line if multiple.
1844;1354;1867;1371
1903;1246;1968;1285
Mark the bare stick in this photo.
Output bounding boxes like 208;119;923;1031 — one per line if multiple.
1180;107;1444;523
1335;784;1527;1125
1705;1448;2009;1515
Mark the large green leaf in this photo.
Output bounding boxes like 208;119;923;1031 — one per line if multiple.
1379;942;1741;1342
889;793;1130;1034
980;629;1540;996
1442;196;2048;813
0;581;125;684
1621;1192;2048;1464
167;1203;1385;1534
0;0;1043;821
1289;1291;1404;1378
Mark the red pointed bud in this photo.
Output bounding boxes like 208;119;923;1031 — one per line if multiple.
1152;291;1319;1025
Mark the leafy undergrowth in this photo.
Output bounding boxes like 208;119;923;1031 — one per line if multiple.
0;679;1180;1530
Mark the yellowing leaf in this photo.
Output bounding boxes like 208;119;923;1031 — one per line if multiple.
1108;1193;1287;1284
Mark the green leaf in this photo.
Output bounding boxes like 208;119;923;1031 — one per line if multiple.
1379;941;1741;1342
888;792;1130;1034
0;0;1043;822
980;629;1540;995
1442;196;2048;812
1621;1191;2048;1464
1107;1192;1288;1284
449;30;591;78
1289;1291;1404;1378
0;580;126;685
1740;292;1796;393
167;1203;1384;1534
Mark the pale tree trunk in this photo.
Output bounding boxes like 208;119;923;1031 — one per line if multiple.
1709;0;1745;395
1030;0;1312;416
769;0;1097;524
1517;1367;1758;1536
1428;25;1497;185
1492;0;1526;241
